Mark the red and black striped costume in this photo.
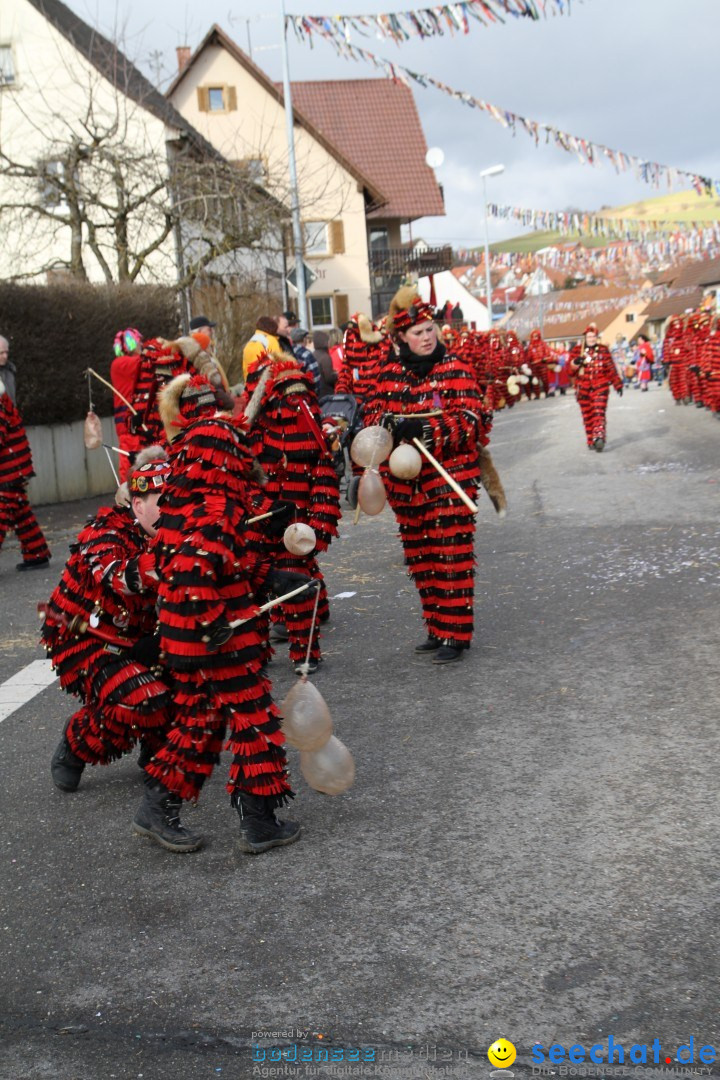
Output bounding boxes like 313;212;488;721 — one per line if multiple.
702;316;720;414
41;506;169;764
568;340;623;447
665;315;690;404
364;342;491;650
686;311;712;406
239;354;341;667
525;330;554;397
485;330;517;411
147;374;291;807
0;387;50;566
336;314;387;404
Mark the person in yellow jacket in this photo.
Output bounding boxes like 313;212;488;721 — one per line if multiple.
242;317;282;380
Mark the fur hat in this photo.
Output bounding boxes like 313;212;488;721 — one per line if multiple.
386;285;434;337
159;372;224;443
355;312;383;344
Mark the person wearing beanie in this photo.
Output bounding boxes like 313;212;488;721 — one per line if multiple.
0;375;51;572
568;323;623;451
364;285;505;665
242;316;281;380
135;373;307;854
43;449;173;799
290;327;321;392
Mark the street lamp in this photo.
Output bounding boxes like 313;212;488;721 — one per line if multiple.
480;164;504;327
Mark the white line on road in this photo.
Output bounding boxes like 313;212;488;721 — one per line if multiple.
0;659;57;723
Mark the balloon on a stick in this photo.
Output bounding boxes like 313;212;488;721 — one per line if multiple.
300;735;355;795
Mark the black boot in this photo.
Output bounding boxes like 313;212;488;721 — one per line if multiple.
137;741;154;770
432;645;464;665
233;792;301;854
50;731;86;792
132;778;203;853
415;635;441;654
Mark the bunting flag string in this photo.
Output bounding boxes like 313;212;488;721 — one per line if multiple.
487;202;720;239
287;0;578;48
287;31;719;195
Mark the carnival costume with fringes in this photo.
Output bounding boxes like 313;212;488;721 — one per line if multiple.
144;373;292;807
568;323;623;449
41;465;171;766
525;329;554;398
238;352;341;668
0;380;51;567
336;313;388;403
364;287;494;651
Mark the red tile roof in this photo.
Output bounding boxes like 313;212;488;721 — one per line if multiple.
287;79;445;223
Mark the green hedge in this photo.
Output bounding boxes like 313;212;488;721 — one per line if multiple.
0;282;179;426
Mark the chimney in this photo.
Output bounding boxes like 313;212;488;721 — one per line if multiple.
176;46;191;74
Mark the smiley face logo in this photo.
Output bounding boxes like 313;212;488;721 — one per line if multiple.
488;1039;516;1068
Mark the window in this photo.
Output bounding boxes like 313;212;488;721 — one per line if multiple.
310;297;333;327
197;85;237;113
38;159;67;210
303;221;328;257
625;313;636;323
0;45;15;86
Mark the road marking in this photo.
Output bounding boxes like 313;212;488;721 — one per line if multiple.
0;659;57;723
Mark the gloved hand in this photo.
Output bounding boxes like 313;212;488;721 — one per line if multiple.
201;616;233;651
127;633;161;667
617;387;623;397
265;500;296;539
380;413;397;433
267;569;320;601
393;417;429;449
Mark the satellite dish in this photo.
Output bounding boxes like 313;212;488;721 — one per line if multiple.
425;147;445;169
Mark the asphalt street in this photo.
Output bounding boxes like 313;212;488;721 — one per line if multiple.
1;383;719;1080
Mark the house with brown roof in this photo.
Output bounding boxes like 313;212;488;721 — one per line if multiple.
167;26;446;325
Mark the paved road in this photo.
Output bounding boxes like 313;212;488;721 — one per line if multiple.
1;385;719;1080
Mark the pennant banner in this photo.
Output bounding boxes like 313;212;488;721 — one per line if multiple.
287;32;719;195
288;0;578;47
487;202;720;239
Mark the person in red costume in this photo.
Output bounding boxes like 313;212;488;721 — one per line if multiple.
238;351;341;675
110;327;144;482
0;376;51;571
568;322;623;452
43;450;171;794
665;314;691;405
525;329;554;398
136;373;307;855
336;313;387;405
364;286;504;665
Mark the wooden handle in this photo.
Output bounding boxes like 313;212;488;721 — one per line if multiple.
411;438;478;514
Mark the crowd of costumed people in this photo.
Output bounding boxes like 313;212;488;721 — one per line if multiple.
12;282;712;858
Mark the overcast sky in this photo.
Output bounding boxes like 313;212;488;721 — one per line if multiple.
71;0;720;247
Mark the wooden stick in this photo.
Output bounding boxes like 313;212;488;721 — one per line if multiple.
86;367;149;431
228;581;319;628
411;438;478;514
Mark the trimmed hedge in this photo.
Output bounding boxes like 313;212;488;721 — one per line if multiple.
0;282;179;426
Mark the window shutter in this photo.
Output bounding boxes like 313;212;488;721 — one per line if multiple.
335;293;350;327
226;85;237;111
329;219;345;255
197;87;210;112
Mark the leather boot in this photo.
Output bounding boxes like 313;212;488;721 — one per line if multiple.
132;777;203;853
50;730;86;792
432;645;464;665
232;792;301;854
415;635;441;654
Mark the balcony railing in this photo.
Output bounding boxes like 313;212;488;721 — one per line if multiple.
369;245;454;280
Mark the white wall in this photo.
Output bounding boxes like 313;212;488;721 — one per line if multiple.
418;271;490;330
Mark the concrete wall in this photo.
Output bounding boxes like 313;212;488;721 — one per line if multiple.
26;416;118;506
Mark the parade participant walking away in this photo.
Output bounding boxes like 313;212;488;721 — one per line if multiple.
0;375;51;571
239;351;341;675
43;451;172;793
110;327;144;481
135;373;304;854
665;314;690;405
0;335;17;403
364;285;499;666
569;323;623;452
243;316;282;380
336;313;386;405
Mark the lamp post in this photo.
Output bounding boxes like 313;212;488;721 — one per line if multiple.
480;164;504;327
280;0;307;327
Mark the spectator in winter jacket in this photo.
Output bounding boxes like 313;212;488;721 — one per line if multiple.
243;317;281;380
0;336;17;403
312;330;339;400
290;327;321;392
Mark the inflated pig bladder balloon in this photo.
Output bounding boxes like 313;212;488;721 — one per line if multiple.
357;468;386;515
350;425;393;468
280;680;333;751
300;736;355;795
83;411;103;449
283;522;316;556
388;443;422;480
